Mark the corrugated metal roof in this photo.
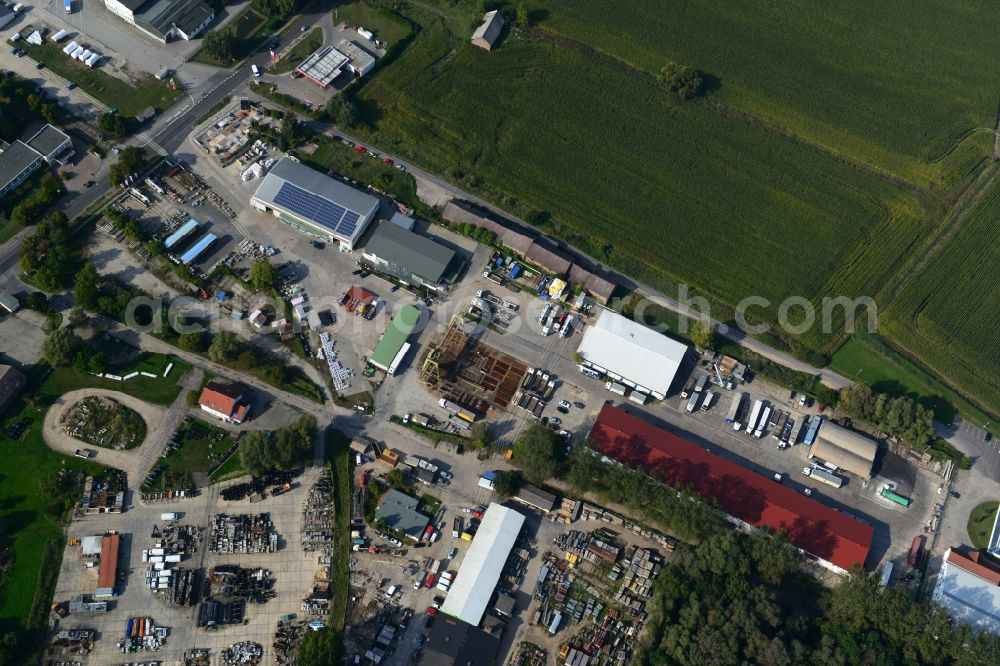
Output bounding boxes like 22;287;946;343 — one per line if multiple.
577;310;687;397
440;503;525;625
363;222;456;285
811;421;878;478
590;405;873;572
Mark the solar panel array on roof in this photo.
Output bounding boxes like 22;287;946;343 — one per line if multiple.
273;182;363;238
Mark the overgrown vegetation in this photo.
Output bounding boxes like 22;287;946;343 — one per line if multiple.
238;415;315;476
637;530;1000;665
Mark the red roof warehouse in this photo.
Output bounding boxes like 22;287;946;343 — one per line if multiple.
589;404;873;572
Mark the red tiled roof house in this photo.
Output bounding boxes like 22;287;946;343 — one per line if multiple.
197;382;250;424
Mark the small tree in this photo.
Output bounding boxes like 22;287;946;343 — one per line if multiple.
68;307;88;329
470;421;495;448
691;319;715;351
177;331;206;353
73;263;100;310
203;25;238;61
186;390;200;407
27;291;49;312
516;2;530;27
660;62;704;99
249;260;278;292
43;327;82;367
207;331;240;363
493;470;523;497
513;423;560;485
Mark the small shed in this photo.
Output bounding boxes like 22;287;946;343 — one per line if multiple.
471;10;505;51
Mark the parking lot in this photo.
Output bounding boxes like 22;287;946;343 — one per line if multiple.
50;466;330;664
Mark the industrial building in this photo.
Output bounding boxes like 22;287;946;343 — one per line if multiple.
250;157;379;250
296;39;376;88
95;533;120;598
513;483;557;513
0;364;26;415
0;290;19;314
103;0;215;44
0;140;44;200
197;382;250;424
589;404;873;573
417;617;500;666
933;547;1000;635
370;304;422;374
362;222;459;291
808;421;878;479
375;489;429;540
440;503;525;625
24;124;72;162
576;310;688;400
471;10;504;50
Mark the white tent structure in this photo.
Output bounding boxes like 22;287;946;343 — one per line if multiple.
51;28;69;42
576;309;688;400
440;503;525;625
63;40;78;54
85;52;102;67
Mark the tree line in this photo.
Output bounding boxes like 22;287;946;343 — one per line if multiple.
238;415;315;476
839;382;937;450
639;529;1000;665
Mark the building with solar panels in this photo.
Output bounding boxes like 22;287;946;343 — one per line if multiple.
250;157;380;250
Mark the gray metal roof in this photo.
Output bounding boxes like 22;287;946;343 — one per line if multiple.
471;10;504;45
515;483;557;512
375;488;429;538
363;221;456;284
25;124;71;159
0;141;42;192
251;157;379;244
135;0;214;39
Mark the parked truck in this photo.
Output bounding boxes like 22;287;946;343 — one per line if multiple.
802;466;844;488
725;392;744;425
745;400;764;434
685;392;701;413
694;375;708;393
701;391;715;411
754;405;772;438
65;0;72;13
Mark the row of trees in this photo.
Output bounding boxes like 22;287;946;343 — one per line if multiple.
839;382;937;449
42;327;106;375
639;530;1000;665
202;25;239;61
0;75;59;143
109;146;145;187
508;424;721;542
239;415;315;476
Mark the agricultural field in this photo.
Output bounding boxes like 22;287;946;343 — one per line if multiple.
526;0;1000;187
353;25;932;343
881;176;1000;418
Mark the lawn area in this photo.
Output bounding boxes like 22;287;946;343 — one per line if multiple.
967;502;999;550
209;451;246;483
273;28;323;74
0;218;21;244
334;1;413;45
43;353;191;406
15;40;181;117
143;416;239;492
0;367;112;663
299;134;417;204
829;334;997;430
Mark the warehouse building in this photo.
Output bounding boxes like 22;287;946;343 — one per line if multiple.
513;483;557;513
590;404;873;574
251;157;379;250
576;310;687;400
0;140;44;200
103;0;215;43
95;533;120;598
375;489;429;540
362;222;459;291
441;503;525;625
933;547;1000;635
809;421;878;479
370;304;422;374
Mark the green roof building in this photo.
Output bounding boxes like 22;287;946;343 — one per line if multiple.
370;304;422;374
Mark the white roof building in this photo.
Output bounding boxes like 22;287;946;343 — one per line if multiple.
932;547;1000;635
576;309;688;400
440;503;525;625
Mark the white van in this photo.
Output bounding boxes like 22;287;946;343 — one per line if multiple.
251;64;260;77
385;585;398;599
160;512;179;521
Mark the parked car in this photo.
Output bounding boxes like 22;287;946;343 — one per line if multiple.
558;400;571;409
549;417;562;426
448;548;458;559
573;401;586;409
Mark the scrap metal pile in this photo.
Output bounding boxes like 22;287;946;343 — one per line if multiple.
608;546;663;616
154;567;199;607
273;617;309;665
221;641;263;665
302;469;333;551
221;472;293;502
209;514;279;554
203;565;276;605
